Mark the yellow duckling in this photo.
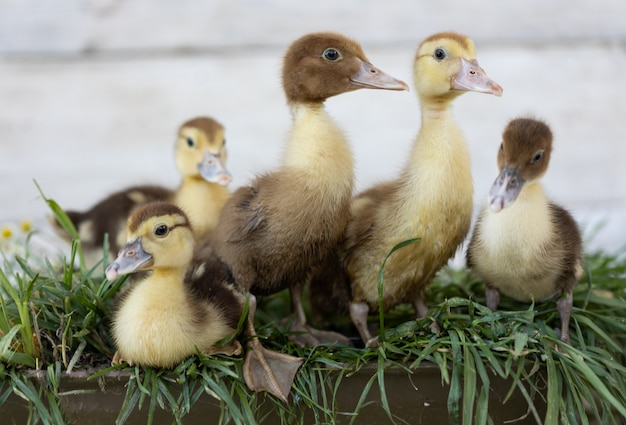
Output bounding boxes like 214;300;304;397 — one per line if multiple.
50;117;231;262
311;32;502;347
466;118;583;344
109;201;304;402
106;201;243;368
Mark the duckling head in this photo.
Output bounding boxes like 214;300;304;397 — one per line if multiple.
175;117;232;186
413;32;502;101
105;202;194;280
489;118;553;212
281;32;409;104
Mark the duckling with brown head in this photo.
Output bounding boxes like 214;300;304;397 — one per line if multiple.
467;118;584;344
313;32;502;347
210;31;408;341
203;32;407;398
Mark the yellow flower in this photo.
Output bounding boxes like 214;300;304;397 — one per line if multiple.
1;225;13;239
20;219;33;233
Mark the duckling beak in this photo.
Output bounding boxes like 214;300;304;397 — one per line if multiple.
198;150;232;186
453;58;503;96
105;238;153;280
350;59;409;91
488;165;525;212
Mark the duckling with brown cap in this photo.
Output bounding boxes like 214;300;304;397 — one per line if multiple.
208;31;408;351
467;117;584;344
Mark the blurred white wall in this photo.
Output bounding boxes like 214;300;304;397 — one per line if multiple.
1;0;625;255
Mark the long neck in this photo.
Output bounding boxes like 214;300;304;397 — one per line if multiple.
281;102;354;195
399;97;472;203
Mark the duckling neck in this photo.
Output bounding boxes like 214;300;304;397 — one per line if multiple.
386;97;473;247
150;267;188;289
174;177;229;237
281;102;354;193
402;98;472;197
483;181;552;254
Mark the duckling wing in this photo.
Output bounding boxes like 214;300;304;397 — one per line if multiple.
344;181;399;258
548;203;584;292
185;252;245;329
222;183;266;243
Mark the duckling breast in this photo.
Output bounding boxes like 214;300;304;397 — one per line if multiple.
113;275;234;368
469;188;566;302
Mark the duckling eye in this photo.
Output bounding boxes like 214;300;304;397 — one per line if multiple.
434;48;447;61
531;149;544;164
186;137;195;147
154;224;169;237
322;48;342;62
500;143;504;151
222;138;226;147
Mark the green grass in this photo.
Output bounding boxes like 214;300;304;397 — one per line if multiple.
0;201;625;424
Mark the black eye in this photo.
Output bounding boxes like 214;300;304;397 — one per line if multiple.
322;48;342;61
499;143;504;151
186;137;195;147
222;138;226;147
434;48;447;61
531;150;544;164
154;224;168;237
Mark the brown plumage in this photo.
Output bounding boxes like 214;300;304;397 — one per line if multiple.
466;117;583;344
208;31;408;340
49;116;231;263
311;32;502;347
106;202;244;369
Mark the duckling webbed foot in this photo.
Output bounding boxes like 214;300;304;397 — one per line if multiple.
242;295;303;402
284;317;351;347
243;337;303;403
112;351;134;366
287;283;351;347
203;340;243;357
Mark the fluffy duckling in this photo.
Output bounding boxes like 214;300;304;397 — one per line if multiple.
108;202;302;402
105;201;243;368
331;32;502;347
208;31;408;353
466;118;583;344
50;117;231;261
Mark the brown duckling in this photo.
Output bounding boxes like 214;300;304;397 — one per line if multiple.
466;118;583;344
320;32;502;347
50;117;231;262
208;31;408;350
105;201;243;368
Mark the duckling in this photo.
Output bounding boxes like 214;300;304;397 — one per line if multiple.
50;117;231;262
108;202;302;402
324;32;503;347
208;31;408;353
105;201;243;368
466;118;583;344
